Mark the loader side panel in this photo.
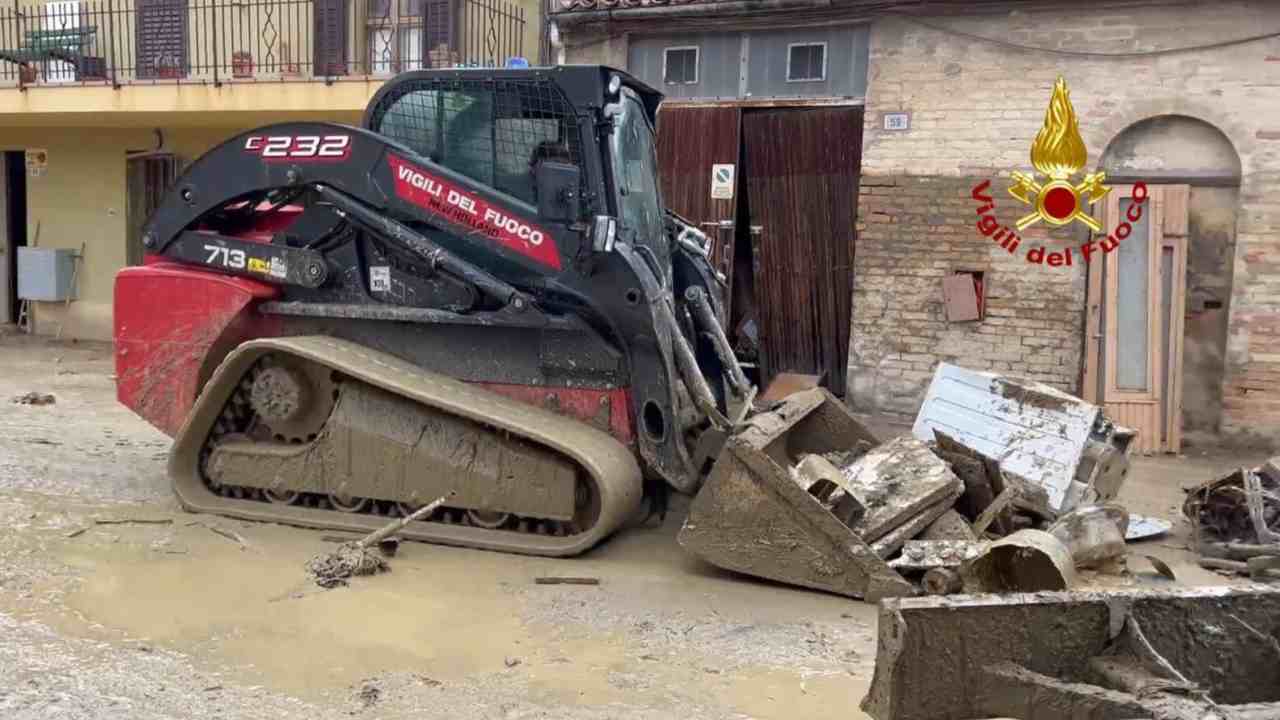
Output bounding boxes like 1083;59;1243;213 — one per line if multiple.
114;262;281;436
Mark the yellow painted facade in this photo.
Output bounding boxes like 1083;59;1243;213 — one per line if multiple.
0;0;543;340
2;107;367;340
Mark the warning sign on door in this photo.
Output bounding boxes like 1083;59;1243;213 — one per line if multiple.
710;164;735;200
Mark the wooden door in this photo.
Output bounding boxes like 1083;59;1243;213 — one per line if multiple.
127;154;178;266
1084;184;1189;453
741;107;861;397
136;0;189;78
655;105;741;320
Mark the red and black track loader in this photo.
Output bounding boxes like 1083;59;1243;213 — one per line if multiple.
113;66;762;556
112;64;907;600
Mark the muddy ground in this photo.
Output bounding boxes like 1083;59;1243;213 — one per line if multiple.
0;332;1264;720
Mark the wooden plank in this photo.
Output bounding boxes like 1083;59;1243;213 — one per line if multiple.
1147;187;1164;409
1103;189;1122;402
1083;225;1104;404
1162;184;1190;237
1166;185;1190;453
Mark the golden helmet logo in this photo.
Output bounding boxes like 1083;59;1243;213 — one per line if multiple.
1008;77;1110;232
969;76;1146;269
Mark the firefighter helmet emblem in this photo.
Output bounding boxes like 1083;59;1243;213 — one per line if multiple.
1008;77;1110;232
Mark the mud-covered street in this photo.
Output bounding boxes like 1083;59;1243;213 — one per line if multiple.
0;332;1263;720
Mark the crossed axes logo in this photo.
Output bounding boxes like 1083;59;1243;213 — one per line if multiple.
1009;77;1110;232
971;77;1146;268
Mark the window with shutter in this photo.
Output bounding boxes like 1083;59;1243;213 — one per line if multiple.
422;0;453;68
41;1;81;83
135;0;188;79
314;0;349;76
367;0;437;73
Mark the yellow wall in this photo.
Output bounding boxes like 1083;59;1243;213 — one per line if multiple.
1;118;361;340
0;0;547;340
0;80;383;127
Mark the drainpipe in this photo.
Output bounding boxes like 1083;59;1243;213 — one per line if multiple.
548;16;566;64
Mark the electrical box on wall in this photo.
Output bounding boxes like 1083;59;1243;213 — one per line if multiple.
942;270;985;322
17;247;78;302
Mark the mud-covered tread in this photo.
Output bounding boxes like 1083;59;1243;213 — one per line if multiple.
171;337;643;557
200;360;593;536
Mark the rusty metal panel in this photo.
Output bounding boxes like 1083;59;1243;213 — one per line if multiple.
741;107;861;396
656;105;742;307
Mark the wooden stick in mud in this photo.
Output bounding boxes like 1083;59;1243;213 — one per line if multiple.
534;577;600;586
356;493;454;549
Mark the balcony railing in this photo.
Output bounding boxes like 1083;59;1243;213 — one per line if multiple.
0;0;528;87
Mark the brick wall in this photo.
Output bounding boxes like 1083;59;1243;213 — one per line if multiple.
852;175;1085;414
853;1;1280;445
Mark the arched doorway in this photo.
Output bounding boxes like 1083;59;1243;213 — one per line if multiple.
1084;115;1241;453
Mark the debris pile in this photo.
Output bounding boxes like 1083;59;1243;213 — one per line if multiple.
306;493;451;588
306;542;390;589
11;391;56;405
679;363;1151;601
1184;458;1280;579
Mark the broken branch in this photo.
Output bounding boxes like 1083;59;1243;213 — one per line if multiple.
94;518;173;526
358;493;453;549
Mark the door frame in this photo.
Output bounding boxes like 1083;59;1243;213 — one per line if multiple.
2;152;27;326
1083;183;1189;453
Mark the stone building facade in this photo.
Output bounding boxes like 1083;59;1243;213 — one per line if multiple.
850;2;1277;450
551;0;1280;451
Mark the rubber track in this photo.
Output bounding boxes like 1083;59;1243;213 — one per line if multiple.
169;336;644;557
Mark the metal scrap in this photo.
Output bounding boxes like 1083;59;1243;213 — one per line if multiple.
913;363;1135;515
1184;458;1280;554
678;388;916;601
791;453;867;526
960;529;1076;593
1046;503;1129;569
1139;555;1177;581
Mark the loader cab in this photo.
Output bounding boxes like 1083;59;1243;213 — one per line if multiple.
362;66;666;261
602;78;664;257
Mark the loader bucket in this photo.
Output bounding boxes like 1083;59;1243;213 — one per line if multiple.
677;388;916;600
862;586;1280;720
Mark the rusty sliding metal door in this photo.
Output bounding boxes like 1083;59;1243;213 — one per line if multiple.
655;105;742;323
741;107;861;397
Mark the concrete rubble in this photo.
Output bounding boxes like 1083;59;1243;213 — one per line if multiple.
680;363;1158;601
1184;457;1280;577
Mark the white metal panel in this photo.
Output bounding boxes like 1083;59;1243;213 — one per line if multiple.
17;247;77;301
911;363;1099;513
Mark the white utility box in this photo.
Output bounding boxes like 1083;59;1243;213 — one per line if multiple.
17;247;78;302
